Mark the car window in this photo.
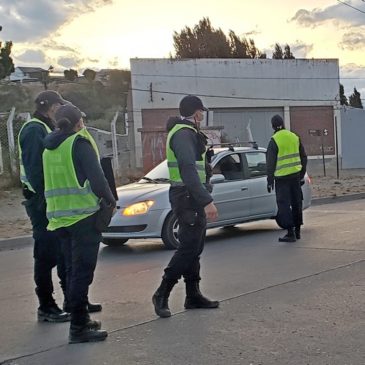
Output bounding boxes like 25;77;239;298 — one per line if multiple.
212;153;244;181
143;160;169;180
245;152;267;178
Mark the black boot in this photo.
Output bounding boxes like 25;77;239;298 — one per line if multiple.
278;228;296;243
69;311;106;344
63;300;102;313
38;298;71;323
152;279;176;318
87;301;102;313
184;282;219;309
295;226;301;240
69;324;107;344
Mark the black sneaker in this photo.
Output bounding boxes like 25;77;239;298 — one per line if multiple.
69;325;108;344
38;305;71;323
295;227;301;240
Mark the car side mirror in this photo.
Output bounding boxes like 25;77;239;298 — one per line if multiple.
210;174;225;184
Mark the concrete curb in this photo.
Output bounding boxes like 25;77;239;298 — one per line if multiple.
0;235;32;251
311;192;365;206
1;192;365;250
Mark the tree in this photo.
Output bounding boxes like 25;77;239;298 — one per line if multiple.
272;43;295;59
283;44;295;59
349;87;363;109
272;43;283;59
339;84;348;106
83;68;96;82
0;41;15;80
173;17;264;59
64;69;78;82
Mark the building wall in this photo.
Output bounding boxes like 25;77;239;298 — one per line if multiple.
131;58;340;167
341;107;365;168
290;106;335;156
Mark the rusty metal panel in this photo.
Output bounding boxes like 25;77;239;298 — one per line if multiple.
290;106;334;156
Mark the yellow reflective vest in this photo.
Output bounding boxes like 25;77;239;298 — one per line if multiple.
18;118;51;192
272;129;302;177
43;129;100;231
166;124;206;184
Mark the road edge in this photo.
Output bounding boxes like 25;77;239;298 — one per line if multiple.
1;192;365;250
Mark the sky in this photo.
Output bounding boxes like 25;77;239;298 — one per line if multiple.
1;0;365;96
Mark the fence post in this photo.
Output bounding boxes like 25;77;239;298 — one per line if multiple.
6;107;17;176
110;111;120;180
0;140;3;175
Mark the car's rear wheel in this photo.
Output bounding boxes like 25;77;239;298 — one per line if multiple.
161;212;180;250
102;238;128;247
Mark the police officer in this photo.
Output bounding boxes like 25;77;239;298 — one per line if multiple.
43;104;116;343
18;90;69;322
152;95;219;318
266;115;307;242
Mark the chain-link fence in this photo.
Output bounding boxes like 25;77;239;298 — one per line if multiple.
0;108;30;188
0;107;135;189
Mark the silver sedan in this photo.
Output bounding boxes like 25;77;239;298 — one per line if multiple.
102;147;311;249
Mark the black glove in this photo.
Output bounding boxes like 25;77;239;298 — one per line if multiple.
300;178;305;186
267;178;274;193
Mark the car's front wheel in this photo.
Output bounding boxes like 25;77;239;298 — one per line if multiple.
161;212;180;250
102;238;128;247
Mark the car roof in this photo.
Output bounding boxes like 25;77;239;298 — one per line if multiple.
213;146;266;154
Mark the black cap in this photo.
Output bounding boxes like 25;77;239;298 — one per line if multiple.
35;90;67;107
271;114;284;129
179;95;208;117
55;104;82;129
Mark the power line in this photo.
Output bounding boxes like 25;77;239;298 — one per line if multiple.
130;87;339;103
336;0;365;14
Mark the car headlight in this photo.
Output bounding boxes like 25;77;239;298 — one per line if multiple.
123;200;155;216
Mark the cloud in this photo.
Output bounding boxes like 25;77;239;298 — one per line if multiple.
291;1;365;28
340;30;365;50
15;49;46;63
0;0;113;43
42;40;77;53
58;56;84;69
290;41;314;58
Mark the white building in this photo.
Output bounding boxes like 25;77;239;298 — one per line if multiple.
10;67;47;82
130;58;340;169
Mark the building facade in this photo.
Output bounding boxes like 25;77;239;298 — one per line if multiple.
130;58;340;169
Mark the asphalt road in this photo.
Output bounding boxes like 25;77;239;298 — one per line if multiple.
0;200;364;365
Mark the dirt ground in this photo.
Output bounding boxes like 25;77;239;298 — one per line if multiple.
1;172;365;240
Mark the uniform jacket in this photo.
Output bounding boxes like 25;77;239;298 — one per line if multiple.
166;117;213;208
266;128;307;185
43;129;116;206
18;111;55;194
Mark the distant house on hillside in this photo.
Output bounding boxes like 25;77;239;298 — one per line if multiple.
10;67;48;83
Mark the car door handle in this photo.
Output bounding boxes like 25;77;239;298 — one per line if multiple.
241;186;248;191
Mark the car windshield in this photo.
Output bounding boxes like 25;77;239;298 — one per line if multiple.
139;160;170;183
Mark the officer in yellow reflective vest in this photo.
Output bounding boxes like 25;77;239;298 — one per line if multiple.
266;115;307;242
18;90;70;323
152;95;219;318
43;104;116;343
